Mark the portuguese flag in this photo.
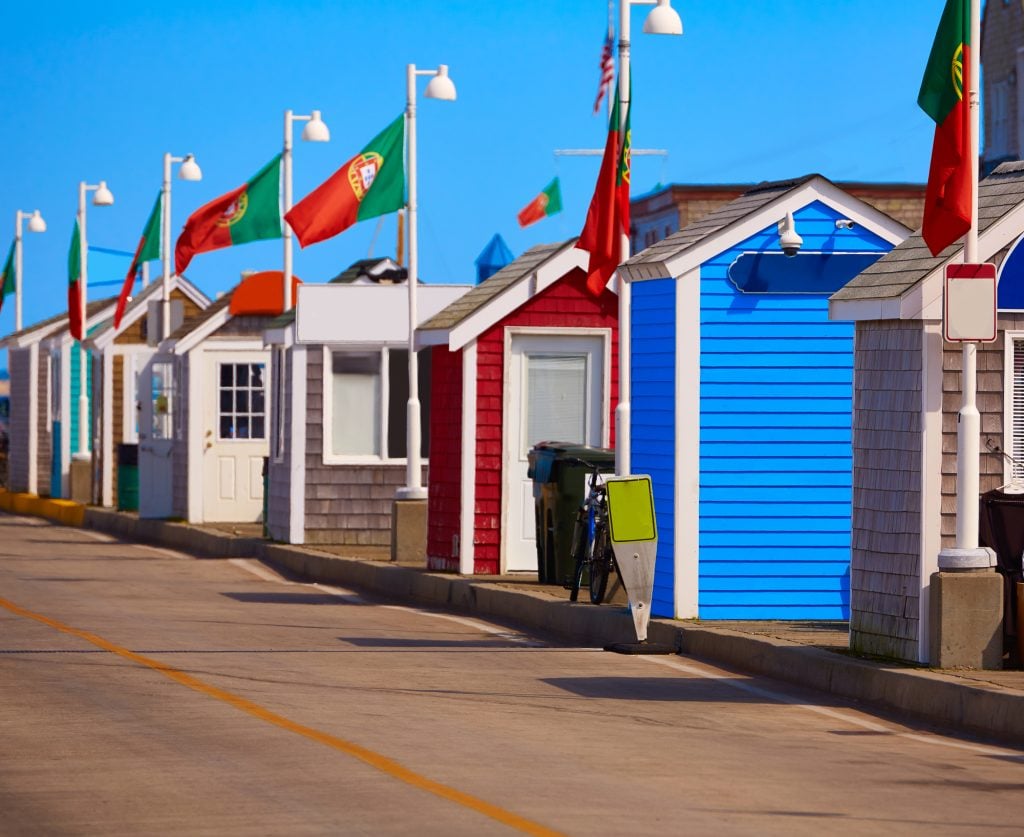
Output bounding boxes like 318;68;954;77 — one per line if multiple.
0;242;14;316
68;220;84;340
114;192;161;329
517;178;563;228
918;0;971;256
175;154;282;274
286;114;405;247
577;85;630;296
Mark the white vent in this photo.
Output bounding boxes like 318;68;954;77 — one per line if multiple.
1012;339;1024;479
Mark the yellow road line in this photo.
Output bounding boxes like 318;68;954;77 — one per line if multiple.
0;596;564;837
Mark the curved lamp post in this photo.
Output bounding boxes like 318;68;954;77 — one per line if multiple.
283;109;330;311
615;0;681;476
398;63;456;500
13;209;46;332
161;153;202;338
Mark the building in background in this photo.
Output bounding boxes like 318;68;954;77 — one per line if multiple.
632;182;925;253
982;0;1024;175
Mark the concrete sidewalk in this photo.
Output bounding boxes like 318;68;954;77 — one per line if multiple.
3;490;1024;748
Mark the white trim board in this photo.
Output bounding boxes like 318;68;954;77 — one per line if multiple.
459;341;478;575
289;344;307;544
621;178;911;284
674;269;699;619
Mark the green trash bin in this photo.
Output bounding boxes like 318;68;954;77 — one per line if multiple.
116;443;139;512
528;442;616;585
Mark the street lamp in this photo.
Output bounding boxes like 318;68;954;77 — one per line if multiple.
615;0;681;477
13;209;46;332
399;63;456;500
76;180;114;459
161;153;202;339
283;109;330;310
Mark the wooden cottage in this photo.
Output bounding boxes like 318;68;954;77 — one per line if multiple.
0;307;96;496
85;276;210;508
37;297;119;499
417;240;618;575
137;272;293;523
263;277;468;547
829;161;1024;663
619;175;910;621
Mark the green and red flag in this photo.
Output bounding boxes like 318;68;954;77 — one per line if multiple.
175;154;282;274
0;242;14;316
517;177;563;228
68;220;83;340
286;114;405;247
577;84;630;296
114;193;161;329
918;0;972;256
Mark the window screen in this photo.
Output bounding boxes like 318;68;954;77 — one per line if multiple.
525;354;587;452
1013;339;1024;480
331;352;381;456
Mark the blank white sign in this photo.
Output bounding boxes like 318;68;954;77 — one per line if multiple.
944;271;997;343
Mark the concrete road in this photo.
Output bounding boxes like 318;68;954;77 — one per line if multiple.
1;514;1023;837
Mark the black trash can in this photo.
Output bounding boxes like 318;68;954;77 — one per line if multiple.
117;443;139;512
528;442;616;585
980;488;1024;663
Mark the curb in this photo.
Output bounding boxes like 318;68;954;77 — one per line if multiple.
5;489;1024;746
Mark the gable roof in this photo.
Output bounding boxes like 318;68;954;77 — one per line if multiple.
329;257;408;285
418;239;594;349
1;295;120;350
88;275;211;349
830;162;1024;320
620;174;911;283
166;291;233;345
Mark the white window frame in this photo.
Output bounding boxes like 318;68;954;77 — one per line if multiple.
322;344;429;465
1004;331;1024;483
214;360;268;443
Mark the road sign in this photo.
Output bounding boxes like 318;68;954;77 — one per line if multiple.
605;475;658;644
944;263;997;343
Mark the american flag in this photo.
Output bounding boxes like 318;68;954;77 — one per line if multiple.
593;29;614;115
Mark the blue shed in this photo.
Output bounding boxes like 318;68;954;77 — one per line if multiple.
619;175;911;621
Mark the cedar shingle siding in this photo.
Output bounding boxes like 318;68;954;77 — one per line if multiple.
266;347;291;541
302;349;423;546
850;320;922;661
7;348;31;492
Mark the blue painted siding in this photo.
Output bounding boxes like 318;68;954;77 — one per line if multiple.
69;340;94;455
694;200;890;619
630;278;676;618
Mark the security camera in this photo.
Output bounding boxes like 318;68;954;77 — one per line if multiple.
778;212;803;257
835;219;855;230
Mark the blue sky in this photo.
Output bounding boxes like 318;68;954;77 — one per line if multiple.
1;0;948;335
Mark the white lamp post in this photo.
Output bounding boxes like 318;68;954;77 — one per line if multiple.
615;0;681;477
398;63;456;501
75;180;114;459
161;153;202;339
939;0;989;570
13;209;46;332
283;109;330;311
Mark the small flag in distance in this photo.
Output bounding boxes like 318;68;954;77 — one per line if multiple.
517;178;563;228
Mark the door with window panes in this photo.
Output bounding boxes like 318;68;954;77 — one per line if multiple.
505;333;605;573
202;352;270;522
138;356;176;519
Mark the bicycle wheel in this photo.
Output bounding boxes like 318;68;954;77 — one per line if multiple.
589;524;612;605
566;511;588;602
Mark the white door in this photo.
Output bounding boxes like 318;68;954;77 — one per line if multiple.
504;333;606;573
138;357;175;519
202;352;270;523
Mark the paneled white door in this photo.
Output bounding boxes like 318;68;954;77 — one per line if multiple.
504;333;605;573
202;352;270;523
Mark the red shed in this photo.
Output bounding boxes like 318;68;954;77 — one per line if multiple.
417;240;619;575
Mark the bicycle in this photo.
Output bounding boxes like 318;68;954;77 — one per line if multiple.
564;458;617;605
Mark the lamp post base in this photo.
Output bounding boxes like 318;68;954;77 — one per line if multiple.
937;546;996;571
391;496;428;565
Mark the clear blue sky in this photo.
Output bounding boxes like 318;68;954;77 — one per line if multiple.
0;0;951;336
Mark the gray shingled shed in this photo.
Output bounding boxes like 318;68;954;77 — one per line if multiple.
829;161;1024;663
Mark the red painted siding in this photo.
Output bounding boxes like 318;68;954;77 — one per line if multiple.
426;346;463;570
472;267;619;574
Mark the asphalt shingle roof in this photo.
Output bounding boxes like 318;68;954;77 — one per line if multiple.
832;161;1024;302
625;175;821;267
166;291;233;343
2;295;119;345
419;239;575;333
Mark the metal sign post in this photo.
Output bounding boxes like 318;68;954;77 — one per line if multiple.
603;475;673;654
